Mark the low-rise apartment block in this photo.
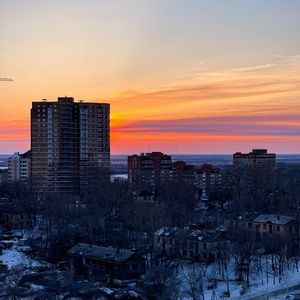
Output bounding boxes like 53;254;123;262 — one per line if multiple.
154;226;230;262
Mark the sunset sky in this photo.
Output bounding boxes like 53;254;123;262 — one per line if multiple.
0;0;299;154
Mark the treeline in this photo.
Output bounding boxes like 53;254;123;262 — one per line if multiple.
0;177;197;263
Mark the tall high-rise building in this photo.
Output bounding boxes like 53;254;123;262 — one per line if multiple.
195;164;223;200
172;160;196;185
128;152;172;194
31;96;110;198
8;151;31;183
232;149;276;212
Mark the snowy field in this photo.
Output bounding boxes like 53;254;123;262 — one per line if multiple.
0;245;46;270
0;230;49;271
172;256;300;300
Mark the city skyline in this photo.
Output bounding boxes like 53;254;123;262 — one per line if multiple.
1;0;300;154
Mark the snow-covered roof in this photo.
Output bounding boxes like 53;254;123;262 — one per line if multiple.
254;214;295;225
154;226;169;235
155;226;229;242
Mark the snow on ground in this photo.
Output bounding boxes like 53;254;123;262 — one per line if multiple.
0;237;48;270
232;260;300;300
1;247;42;270
30;283;45;291
176;260;241;299
175;257;300;300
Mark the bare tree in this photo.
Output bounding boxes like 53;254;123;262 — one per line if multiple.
183;263;205;300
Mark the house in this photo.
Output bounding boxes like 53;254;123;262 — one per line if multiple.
68;243;146;282
228;214;297;239
154;226;230;262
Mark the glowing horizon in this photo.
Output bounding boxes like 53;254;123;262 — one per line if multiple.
0;0;299;154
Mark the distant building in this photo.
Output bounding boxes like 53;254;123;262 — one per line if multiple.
8;151;31;183
172;160;196;185
232;150;276;211
0;169;8;185
128;152;172;194
154;226;230;262
195;164;223;200
233;149;276;169
31;97;110;198
68;243;145;281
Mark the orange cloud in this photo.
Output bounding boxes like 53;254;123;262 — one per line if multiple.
1;55;300;154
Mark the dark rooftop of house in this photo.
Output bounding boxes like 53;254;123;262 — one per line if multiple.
68;243;137;263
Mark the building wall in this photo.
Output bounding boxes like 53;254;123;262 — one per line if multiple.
31;97;110;198
8;152;31;183
172;161;196;185
128;152;172;193
0;170;8;185
229;219;296;239
195;164;223;198
154;234;229;262
233;149;276;169
70;255;145;280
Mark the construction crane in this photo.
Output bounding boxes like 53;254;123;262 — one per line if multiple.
0;77;13;82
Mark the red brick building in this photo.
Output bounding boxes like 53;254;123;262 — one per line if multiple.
128;152;172;194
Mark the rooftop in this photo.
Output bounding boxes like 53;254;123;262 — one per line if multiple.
253;214;295;225
68;243;137;263
155;226;228;242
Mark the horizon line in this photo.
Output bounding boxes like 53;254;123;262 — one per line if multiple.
1;152;300;156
